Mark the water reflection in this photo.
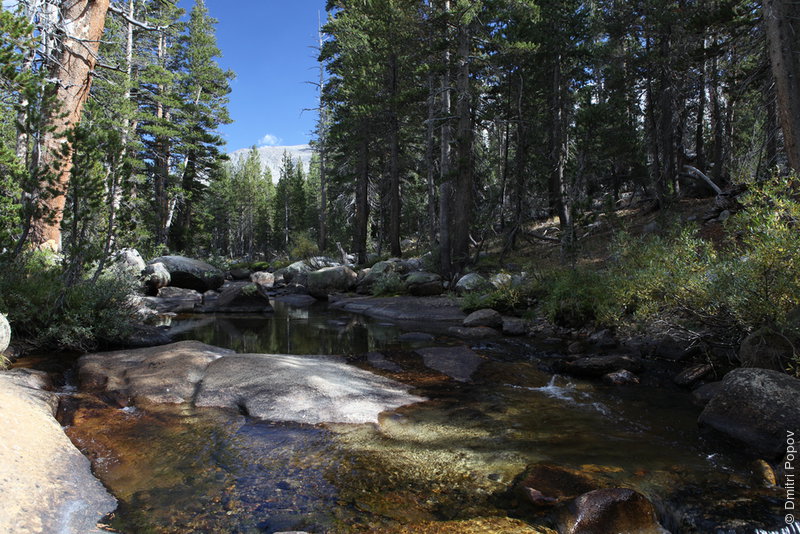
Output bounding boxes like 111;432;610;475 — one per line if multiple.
169;300;410;355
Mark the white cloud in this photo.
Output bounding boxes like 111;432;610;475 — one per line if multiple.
258;133;282;147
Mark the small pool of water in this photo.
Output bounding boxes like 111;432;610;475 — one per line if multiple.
46;300;787;533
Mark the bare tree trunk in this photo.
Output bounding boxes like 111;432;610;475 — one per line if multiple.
764;0;800;171
451;18;472;274
94;0;135;282
154;31;171;246
424;72;437;247
354;132;370;265
388;53;402;258
438;0;452;279
317;16;328;252
29;0;110;251
695;37;707;171
548;53;572;252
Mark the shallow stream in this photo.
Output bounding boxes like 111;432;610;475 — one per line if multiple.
19;300;787;533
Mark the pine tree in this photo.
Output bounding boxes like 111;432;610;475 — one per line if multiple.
169;0;233;251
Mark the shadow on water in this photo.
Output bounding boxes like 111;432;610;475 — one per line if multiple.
47;300;788;533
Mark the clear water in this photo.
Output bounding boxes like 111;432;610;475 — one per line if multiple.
53;300;786;533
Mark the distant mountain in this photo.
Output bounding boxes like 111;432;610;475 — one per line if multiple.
227;144;314;183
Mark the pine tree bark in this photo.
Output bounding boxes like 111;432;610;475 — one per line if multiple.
388;53;402;258
29;0;111;251
763;0;800;171
354;130;370;265
451;19;473;274
438;0;452;279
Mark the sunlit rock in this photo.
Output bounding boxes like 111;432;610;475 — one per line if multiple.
0;371;117;533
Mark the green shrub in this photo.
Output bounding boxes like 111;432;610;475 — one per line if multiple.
289;233;318;261
461;285;528;315
0;256;136;352
540;268;616;327
371;272;406;296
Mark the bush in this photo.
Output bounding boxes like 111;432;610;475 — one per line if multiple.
371;272;406;296
0;255;136;352
539;268;616;327
289;233;318;261
461;285;529;315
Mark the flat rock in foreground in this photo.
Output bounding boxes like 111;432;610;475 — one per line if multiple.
0;372;116;534
79;341;424;425
196;353;425;424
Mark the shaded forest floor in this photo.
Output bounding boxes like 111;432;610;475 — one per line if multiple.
474;194;723;274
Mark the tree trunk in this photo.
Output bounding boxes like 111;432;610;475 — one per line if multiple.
154;31;171;246
317;17;328;252
451;19;472;274
29;0;111;251
764;0;800;171
424;72;437;247
438;0;452;279
548;53;572;252
388;53;402;258
354;132;370;265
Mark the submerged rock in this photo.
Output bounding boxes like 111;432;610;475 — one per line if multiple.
698;368;800;457
414;346;484;382
503;318;528;336
515;463;600;507
558;354;643;378
0;372;117;533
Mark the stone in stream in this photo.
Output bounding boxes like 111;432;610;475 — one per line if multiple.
463;308;503;329
78;341;424;425
79;340;234;406
414;346;484;382
213;282;273;313
557;354;643;378
149;255;225;292
0;371;117;533
142;261;170;295
698;368;800;457
307;265;358;299
250;270;275;289
447;326;501;339
514;463;600;507
558;488;668;534
405;271;444;297
673;363;713;387
602;369;640;385
194;352;424;424
502;318;528;336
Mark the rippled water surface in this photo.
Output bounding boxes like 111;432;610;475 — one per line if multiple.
54;300;787;533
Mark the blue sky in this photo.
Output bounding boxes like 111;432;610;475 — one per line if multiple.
179;0;327;151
